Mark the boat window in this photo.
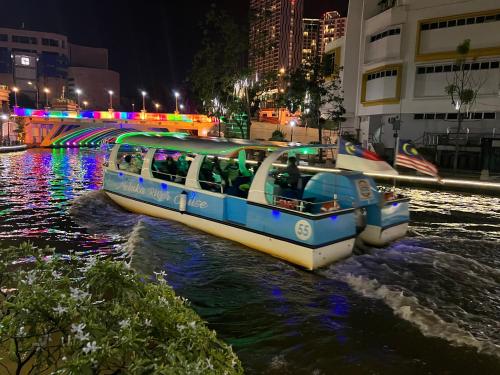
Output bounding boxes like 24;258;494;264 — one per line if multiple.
197;155;225;194
150;149;192;185
201;151;258;197
265;149;343;214
116;144;147;175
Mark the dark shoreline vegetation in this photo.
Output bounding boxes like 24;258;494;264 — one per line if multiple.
0;242;243;374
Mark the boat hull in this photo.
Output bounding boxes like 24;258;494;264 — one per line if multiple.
106;191;355;270
358;222;408;247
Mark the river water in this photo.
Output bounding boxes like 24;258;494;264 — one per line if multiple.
0;148;499;374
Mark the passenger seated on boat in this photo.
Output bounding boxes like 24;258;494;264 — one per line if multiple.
274;157;300;190
165;156;177;181
130;154;143;174
119;154;132;171
175;154;189;183
223;159;240;187
199;159;218;191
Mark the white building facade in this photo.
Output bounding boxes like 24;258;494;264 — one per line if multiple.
325;0;500;167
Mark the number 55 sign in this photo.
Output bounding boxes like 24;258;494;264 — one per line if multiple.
295;220;312;241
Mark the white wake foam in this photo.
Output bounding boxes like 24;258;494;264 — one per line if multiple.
342;272;500;357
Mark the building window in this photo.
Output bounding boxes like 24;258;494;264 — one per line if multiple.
365;68;399;82
447;113;458;120
12;35;37;44
368;27;401;43
41;38;59;47
424;113;435;120
421;12;500;30
436;113;446;120
484;112;496;119
416;60;499;74
0;34;7;41
414;114;424;120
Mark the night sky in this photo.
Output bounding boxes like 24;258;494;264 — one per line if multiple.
6;0;348;110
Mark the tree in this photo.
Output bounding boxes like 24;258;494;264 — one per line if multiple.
323;66;346;135
14;117;26;144
189;3;248;136
0;243;242;374
445;39;485;171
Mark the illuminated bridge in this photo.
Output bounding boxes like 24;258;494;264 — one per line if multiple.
13;108;217;147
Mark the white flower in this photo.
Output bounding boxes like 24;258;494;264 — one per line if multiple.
188;321;196;329
177;324;186;331
51;271;62;280
144;319;152;327
70;287;90;301
52;304;67;316
71;323;90;341
83;341;100;354
154;270;167;283
118;319;130;329
23;271;36;285
158;296;169;306
71;323;86;335
206;358;214;370
75;330;90;342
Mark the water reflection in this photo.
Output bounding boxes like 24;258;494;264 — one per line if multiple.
0;149;499;374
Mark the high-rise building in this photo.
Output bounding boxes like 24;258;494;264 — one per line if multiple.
302;18;321;64
325;0;500;171
0;27;119;110
249;0;304;78
321;11;347;55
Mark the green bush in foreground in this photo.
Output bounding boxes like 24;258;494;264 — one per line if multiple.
0;243;243;374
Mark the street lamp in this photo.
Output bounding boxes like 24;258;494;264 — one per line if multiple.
12;87;19;108
141;90;147;112
75;88;82;109
179;104;185;113
27;81;39;109
108;90;114;110
43;87;50;108
154;103;160;113
174;91;180;114
290;120;296;142
82;100;88;109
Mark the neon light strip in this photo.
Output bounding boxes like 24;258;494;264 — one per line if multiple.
81;129;125;146
52;128;93;146
13;107;214;123
115;131;189;144
72;128;110;146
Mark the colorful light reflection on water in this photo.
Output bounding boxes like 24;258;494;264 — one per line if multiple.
0;148;116;252
0;149;499;374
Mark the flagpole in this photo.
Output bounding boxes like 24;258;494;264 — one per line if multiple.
393;132;400;190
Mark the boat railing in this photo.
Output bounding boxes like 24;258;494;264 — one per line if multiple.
199;179;224;194
151;170;224;193
268;193;342;215
151;170;187;184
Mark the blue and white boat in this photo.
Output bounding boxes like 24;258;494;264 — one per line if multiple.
103;133;409;270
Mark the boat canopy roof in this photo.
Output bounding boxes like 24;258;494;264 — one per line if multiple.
115;132;336;156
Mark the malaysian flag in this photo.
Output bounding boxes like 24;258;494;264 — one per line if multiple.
336;138;398;175
396;140;439;178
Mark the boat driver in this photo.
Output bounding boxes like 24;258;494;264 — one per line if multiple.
276;156;300;190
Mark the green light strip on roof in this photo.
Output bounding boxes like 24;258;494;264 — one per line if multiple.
115;131;189;144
